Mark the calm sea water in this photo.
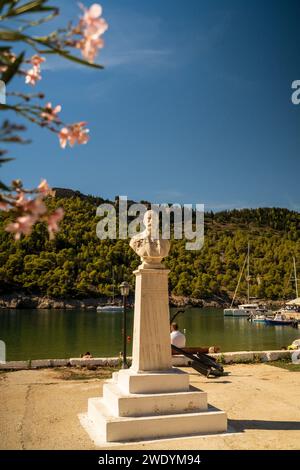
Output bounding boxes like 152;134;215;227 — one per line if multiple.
0;308;299;361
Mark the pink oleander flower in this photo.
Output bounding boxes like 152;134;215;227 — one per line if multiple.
15;191;28;207
58;127;70;149
59;122;89;148
0;200;9;211
25;55;45;86
40;103;62;122
85;17;108;38
76;36;104;63
15;192;47;216
30;55;46;67
25;66;41;86
38;179;53;196
25;197;47;217
0;51;16;72
4;51;16;62
5;214;37;240
82;6;108;37
81;3;103;24
47;207;64;239
76;3;108;63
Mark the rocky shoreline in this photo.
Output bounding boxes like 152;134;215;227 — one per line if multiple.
0;292;284;310
0;293;100;310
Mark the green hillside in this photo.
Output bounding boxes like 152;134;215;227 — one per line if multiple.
0;192;299;302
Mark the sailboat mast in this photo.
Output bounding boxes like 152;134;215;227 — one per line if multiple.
293;257;299;298
230;253;248;308
247;242;250;303
112;267;115;302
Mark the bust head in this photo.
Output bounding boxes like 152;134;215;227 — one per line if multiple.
143;210;158;237
129;209;170;269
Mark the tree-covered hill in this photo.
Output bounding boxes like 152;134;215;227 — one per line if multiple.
0;191;299;302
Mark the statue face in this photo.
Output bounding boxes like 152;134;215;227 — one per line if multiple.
142;210;161;239
143;210;153;233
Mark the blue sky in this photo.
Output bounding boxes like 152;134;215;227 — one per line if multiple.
2;0;300;211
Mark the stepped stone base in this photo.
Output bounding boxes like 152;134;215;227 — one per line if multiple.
115;367;190;394
87;368;227;443
102;383;208;417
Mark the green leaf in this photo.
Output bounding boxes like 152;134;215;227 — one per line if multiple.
0;179;11;191
52;48;104;70
1;51;24;84
0;156;14;165
0;103;14;110
18;9;59;32
0;30;104;70
33;37;104;69
0;29;25;41
37;49;58;54
8;1;58;17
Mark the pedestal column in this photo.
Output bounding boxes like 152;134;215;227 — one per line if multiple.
131;267;172;372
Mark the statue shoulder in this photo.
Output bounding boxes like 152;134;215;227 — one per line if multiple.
129;232;146;249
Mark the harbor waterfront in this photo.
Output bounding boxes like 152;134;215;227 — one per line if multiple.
1;307;299;361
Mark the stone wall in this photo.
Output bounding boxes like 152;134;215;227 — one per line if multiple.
0;350;295;370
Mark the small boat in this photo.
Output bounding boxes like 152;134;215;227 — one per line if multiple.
251;314;267;323
97;304;124;313
248;307;270;322
265;313;294;326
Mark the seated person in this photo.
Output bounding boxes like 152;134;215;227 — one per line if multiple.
81;351;92;359
170;322;186;348
288;339;300;350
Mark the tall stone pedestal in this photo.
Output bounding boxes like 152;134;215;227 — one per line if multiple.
131;268;172;372
86;266;227;442
88;267;227;442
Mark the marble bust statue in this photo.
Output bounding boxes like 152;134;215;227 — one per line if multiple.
129;210;170;269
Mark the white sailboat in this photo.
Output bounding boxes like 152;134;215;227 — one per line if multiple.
97;268;124;313
224;243;271;317
278;257;300;318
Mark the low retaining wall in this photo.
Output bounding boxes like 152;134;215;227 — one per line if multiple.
0;350;295;370
172;350;294;366
0;357;120;370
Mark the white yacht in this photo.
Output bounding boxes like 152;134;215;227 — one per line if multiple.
224;303;260;317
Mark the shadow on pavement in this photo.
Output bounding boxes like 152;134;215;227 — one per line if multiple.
229;419;300;432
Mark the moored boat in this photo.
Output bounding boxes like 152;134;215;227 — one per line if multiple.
251;314;267;323
265;313;294;326
280;258;299;319
248;307;271;322
224;303;260;317
279;298;300;319
224;243;271;317
97;266;124;313
97;304;124;313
